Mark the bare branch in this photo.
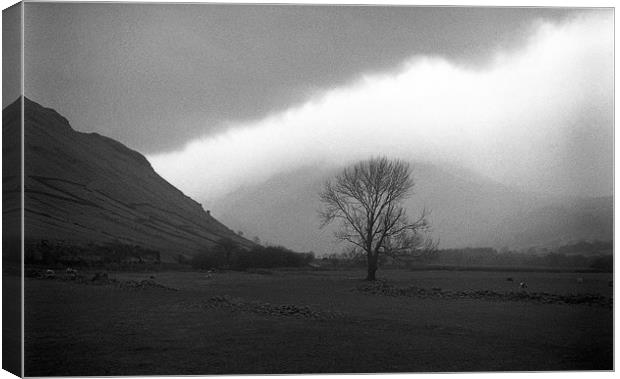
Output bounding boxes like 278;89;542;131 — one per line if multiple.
317;157;437;280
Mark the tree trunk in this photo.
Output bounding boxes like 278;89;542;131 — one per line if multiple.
366;251;378;281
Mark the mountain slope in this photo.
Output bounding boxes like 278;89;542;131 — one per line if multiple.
5;97;251;260
211;163;612;255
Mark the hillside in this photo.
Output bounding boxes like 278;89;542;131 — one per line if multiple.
4;97;252;261
211;163;612;255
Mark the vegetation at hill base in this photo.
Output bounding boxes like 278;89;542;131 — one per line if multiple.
25;240;161;267
320;241;613;272
191;241;314;270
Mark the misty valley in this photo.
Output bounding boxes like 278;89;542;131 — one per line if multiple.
2;5;614;375
4;97;612;375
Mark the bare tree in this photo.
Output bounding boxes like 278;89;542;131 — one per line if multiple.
217;237;238;267
318;157;436;280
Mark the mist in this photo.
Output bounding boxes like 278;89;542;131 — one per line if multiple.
148;12;612;204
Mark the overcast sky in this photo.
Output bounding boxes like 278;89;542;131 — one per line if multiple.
21;5;613;202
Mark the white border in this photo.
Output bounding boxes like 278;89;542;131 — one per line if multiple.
0;2;616;379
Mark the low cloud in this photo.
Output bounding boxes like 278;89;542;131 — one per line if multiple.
148;12;613;203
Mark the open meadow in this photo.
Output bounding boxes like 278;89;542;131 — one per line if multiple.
24;268;613;375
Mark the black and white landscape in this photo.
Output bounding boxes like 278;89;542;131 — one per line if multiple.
5;4;613;376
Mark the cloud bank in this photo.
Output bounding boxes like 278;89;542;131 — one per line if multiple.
148;12;613;204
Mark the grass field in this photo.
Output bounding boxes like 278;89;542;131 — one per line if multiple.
23;268;613;375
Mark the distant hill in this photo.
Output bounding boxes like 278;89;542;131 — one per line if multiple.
211;163;612;255
4;97;252;261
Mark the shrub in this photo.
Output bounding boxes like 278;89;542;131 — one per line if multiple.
590;255;613;272
190;250;227;270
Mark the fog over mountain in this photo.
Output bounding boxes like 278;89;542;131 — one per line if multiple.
149;11;612;202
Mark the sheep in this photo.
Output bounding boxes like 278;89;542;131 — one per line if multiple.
519;281;527;289
45;269;55;278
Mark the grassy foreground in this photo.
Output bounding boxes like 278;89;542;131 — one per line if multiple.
24;269;613;375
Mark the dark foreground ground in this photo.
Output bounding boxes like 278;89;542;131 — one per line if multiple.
23;269;613;375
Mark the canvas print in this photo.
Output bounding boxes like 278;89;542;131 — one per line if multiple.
2;2;614;376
